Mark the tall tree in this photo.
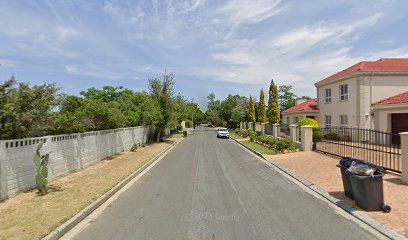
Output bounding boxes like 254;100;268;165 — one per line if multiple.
148;71;175;142
267;79;280;124
278;85;297;112
248;96;256;123
258;89;267;123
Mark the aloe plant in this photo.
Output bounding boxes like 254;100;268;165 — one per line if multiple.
34;140;49;194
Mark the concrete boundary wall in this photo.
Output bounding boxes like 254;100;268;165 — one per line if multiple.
0;126;152;200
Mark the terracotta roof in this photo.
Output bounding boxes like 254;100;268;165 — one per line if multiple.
315;58;408;86
282;99;318;113
372;91;408;106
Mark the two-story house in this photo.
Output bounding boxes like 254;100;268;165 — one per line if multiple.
315;58;408;130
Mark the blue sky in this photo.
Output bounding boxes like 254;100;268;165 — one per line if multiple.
1;0;408;109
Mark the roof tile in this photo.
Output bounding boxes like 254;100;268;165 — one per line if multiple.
315;58;408;86
372;91;408;106
283;99;319;113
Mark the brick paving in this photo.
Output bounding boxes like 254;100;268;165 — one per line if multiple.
265;151;408;237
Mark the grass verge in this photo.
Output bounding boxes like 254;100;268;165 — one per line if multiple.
229;132;243;139
0;140;179;240
241;140;276;155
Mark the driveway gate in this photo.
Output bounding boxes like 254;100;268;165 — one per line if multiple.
313;127;402;173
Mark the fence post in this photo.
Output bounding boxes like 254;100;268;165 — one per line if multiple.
240;122;243;130
289;124;298;142
0;140;6;200
400;132;408;184
301;126;313;151
272;124;279;138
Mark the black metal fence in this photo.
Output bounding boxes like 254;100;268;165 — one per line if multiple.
280;123;290;137
313;127;401;173
297;126;301;142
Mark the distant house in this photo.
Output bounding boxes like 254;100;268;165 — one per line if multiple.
281;99;319;125
314;58;408;129
372;91;408;134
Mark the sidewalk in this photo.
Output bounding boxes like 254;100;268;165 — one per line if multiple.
265;152;408;238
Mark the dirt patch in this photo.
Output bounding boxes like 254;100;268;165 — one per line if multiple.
0;140;179;240
265;151;408;237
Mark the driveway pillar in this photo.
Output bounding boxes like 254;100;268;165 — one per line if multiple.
289;124;298;142
400;132;408;184
272;124;280;138
301;126;313;151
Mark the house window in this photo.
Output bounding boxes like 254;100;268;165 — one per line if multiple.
340;115;348;127
286;117;290;124
340;84;348;101
294;117;299;123
325;115;332;128
325;88;332;103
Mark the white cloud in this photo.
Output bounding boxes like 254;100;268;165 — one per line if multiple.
219;0;287;25
64;65;122;80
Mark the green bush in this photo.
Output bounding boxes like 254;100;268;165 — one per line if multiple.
297;118;320;129
238;128;257;138
251;135;295;152
313;130;323;140
275;138;296;152
185;120;193;128
256;131;263;136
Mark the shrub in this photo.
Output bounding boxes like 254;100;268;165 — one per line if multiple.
275;138;296;152
313;130;323;140
325;132;340;141
34;141;49;195
256;131;263;136
297;118;320;129
185;120;193;128
343;135;352;142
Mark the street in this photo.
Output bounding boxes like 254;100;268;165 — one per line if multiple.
70;126;381;240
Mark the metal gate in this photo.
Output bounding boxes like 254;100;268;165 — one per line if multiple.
313;127;402;173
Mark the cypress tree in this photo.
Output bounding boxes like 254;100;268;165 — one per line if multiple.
258;89;267;123
267;79;280;124
248;96;256;123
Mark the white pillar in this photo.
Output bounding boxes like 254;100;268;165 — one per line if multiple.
301;126;313;151
400;132;408;184
289;124;298;142
272;124;280;138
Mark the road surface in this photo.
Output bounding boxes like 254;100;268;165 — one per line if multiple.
70;127;382;240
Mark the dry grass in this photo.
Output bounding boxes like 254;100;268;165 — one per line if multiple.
0;140;177;240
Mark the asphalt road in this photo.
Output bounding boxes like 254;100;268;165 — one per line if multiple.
71;126;381;240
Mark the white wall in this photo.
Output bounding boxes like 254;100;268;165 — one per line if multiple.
0;126;152;200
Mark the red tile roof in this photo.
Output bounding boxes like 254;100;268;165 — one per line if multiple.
315;58;408;86
372;91;408;106
283;99;318;113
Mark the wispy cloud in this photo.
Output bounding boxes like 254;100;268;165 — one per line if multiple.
0;0;407;102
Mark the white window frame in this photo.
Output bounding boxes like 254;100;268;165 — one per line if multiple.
325;115;332;128
340;115;348;127
340;84;348;101
325;88;332;103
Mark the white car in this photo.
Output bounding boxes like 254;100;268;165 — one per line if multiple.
217;128;230;139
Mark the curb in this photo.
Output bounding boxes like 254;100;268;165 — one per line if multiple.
42;139;182;240
230;137;407;240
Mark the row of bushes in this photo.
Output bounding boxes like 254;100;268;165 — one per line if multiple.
251;135;296;153
235;128;262;138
